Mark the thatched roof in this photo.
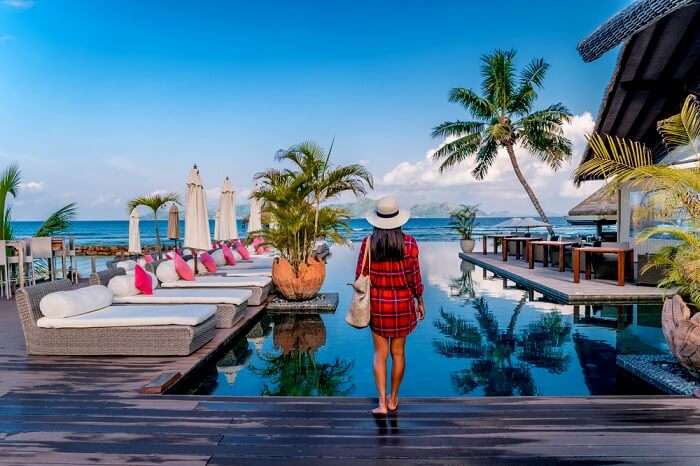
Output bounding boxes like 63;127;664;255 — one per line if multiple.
577;0;698;62
575;0;700;183
567;185;617;225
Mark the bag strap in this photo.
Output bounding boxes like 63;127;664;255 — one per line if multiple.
360;236;371;276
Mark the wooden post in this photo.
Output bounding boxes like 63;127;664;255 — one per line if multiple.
502;239;508;262
572;248;580;283
617;251;625;286
482;236;487;255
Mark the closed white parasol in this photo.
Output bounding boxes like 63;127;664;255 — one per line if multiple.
128;208;141;255
218;177;238;240
184;165;212;252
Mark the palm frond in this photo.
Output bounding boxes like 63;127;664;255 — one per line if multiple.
0;164;21;240
480;49;516;111
510;58;549;115
472;136;498;180
36;203;77;237
127;192;180;215
575;132;654;182
432;133;482;173
447;88;495;121
657;94;700;154
432;120;484;139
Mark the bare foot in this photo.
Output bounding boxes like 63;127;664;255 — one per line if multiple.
387;394;399;412
371;398;387;415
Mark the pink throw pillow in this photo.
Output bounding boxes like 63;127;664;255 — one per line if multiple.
199;252;217;273
143;254;154;264
173;253;194;281
235;241;251;260
134;264;153;295
221;244;237;266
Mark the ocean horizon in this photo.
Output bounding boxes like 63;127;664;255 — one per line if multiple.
10;217;604;246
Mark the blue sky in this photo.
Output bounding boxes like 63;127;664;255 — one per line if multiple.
0;0;627;219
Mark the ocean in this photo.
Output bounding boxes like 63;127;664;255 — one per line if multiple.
11;217;602;246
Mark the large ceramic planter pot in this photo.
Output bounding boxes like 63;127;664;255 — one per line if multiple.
272;257;326;301
662;294;700;375
460;239;475;253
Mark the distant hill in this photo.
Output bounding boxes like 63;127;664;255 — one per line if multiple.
331;199;456;218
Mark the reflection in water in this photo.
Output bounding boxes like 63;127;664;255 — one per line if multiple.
433;296;571;396
251;314;355;396
217;338;253;384
449;261;476;303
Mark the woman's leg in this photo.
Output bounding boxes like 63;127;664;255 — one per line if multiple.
371;331;390;414
388;337;406;410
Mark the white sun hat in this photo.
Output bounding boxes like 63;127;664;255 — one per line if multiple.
366;195;410;230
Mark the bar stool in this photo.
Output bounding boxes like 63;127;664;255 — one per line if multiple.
66;236;78;284
5;239;32;294
31;237;54;281
0;241;9;298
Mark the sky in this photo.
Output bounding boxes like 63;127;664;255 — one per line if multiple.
0;0;628;220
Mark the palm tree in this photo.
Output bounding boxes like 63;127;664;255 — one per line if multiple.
127;193;179;254
432;50;572;236
36;203;78;237
275;141;373;236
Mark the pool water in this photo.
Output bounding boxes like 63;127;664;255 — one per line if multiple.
179;242;668;397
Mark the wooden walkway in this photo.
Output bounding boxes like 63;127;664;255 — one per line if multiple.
460;252;672;304
1;394;700;464
1;283;700;464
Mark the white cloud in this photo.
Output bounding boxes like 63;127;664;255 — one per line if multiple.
3;0;33;8
378;112;597;215
358;159;369;166
19;180;44;192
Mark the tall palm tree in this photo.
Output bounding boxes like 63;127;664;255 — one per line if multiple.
127;193;180;253
432;50;572;235
275;141;374;236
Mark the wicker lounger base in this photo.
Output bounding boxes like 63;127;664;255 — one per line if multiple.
25;319;216;356
215;302;248;328
16;279;217;356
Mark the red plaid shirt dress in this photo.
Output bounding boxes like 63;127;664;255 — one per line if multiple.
355;234;424;338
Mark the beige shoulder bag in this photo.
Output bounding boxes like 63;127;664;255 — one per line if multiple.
345;236;371;328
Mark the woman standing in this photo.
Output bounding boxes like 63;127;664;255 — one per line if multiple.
356;196;425;415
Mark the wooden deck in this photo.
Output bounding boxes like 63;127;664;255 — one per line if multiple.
1;283;700;464
460;252;672;304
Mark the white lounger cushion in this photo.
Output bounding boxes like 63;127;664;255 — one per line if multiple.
160;275;271;288
113;288;252;305
223;270;272;277
156;260;179;284
40;285;114;319
115;260;137;272
211;249;227;266
37;304;216;329
107;275;139;297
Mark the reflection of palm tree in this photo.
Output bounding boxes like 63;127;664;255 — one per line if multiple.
217;338;254;385
433;296;571;395
251;314;354;396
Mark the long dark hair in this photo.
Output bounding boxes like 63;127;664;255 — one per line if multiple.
370;227;404;261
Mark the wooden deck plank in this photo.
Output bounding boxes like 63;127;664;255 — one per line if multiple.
460;252;672;303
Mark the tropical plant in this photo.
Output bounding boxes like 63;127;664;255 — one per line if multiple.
449;204;478;240
275;140;373;236
127;192;180;253
255;141;372;274
0;164;21;240
433;296;571;395
432;49;572;236
574;94;700;307
36;203;78;237
0;164;77;240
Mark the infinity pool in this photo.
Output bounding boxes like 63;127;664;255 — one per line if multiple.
178;242;668;396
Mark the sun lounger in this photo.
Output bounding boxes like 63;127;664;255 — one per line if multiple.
90;269;253;328
15;279;217;356
159;275;272;306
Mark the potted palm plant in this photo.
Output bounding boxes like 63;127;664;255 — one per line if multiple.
255;141;373;300
449;204;478;253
